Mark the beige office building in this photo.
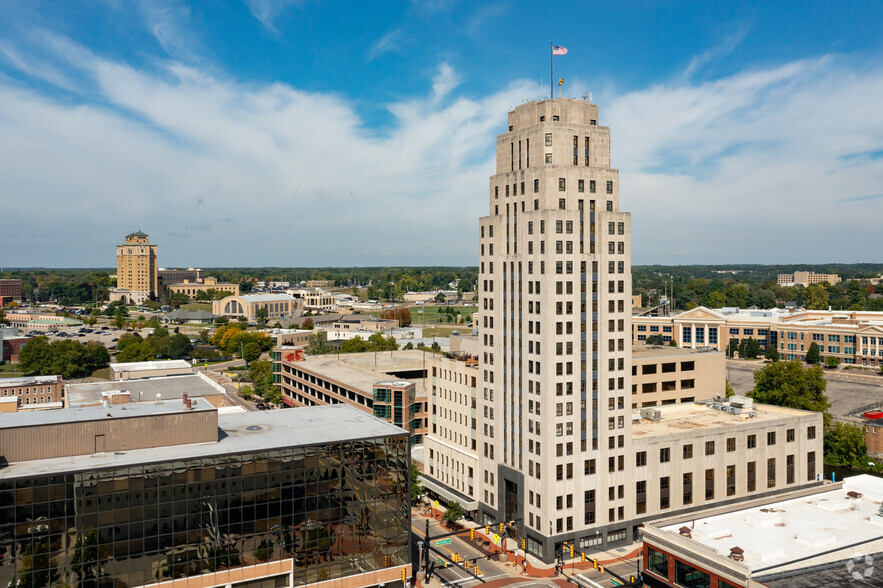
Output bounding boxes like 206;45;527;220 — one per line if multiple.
419;98;825;562
212;293;300;321
631;346;725;407
110;230;158;304
633;307;883;368
777;271;841;286
164;276;239;299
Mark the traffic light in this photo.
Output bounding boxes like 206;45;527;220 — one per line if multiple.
581;552;586;562
499;522;504;534
570;545;574;558
384;555;390;567
485;525;490;535
521;539;526;550
470;528;475;540
599;565;605;574
630;575;637;584
474;566;480;576
401;568;407;583
593;558;598;570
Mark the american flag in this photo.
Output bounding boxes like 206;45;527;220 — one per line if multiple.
552;45;568;55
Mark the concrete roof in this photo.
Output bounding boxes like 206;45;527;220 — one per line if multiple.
235;293;295;302
0;404;406;479
65;373;223;407
631;402;815;439
296;350;428;393
659;475;883;574
0;375;60;387
110;360;192;373
632;345;722;360
0;396;215;430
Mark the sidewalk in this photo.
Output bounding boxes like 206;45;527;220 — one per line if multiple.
413;508;641;581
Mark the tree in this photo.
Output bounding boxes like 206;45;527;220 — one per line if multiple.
404;342;414;350
804;284;829;310
441;501;465;526
237;315;249;329
214;315;229;325
255;306;269;328
242;341;262;364
410;461;424;502
765;345;780;362
824;421;868;469
19;336;110;379
306;333;333;355
806;342;821;364
742;337;761;359
239;384;254;399
302;317;314;330
166;292;190;309
431;341;441;353
750;359;830;425
725;380;735;397
434;291;446;303
728;338;740;358
165;333;193;359
380;307;412;327
239;279;254;294
825;356;840;369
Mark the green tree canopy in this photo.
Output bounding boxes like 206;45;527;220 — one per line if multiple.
765;345;780;362
806;342;821;364
410;461;424;502
749;359;830;425
824;422;868;469
19;336;110;379
441;501;465;526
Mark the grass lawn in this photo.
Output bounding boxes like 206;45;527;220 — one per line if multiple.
0;363;24;377
408;306;474;325
422;326;463;337
91;367;111;380
181;302;213;312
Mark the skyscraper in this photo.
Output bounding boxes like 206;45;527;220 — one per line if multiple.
422;98;824;564
477;97;632;555
111;230;158;304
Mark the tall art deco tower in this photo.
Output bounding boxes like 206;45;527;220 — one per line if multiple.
477;98;632;557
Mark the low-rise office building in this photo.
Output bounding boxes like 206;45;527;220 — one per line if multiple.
289;289;337;312
776;271;841;287
273;348;428;444
633;307;883;368
164;276;239;299
0;402;411;588
213;293;301;322
641;474;883;588
0;375;63;408
631;345;725;408
110;359;194;381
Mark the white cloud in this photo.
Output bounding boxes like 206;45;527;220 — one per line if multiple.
368;28;406;61
1;24;882;268
243;0;303;33
0;47;541;266
607;56;883;263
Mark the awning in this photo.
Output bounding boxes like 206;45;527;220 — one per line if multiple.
419;475;478;511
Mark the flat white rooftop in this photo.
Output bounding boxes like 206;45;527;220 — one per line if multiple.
631;402;814;438
660;475;883;573
110;360;192;373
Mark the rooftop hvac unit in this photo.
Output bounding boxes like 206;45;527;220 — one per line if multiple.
709;403;721;411
730;395;754;409
730;406;742;415
640;408;662;421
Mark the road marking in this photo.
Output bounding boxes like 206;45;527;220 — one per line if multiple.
575;574;607;588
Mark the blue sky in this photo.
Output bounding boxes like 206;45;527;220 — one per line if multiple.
1;0;882;267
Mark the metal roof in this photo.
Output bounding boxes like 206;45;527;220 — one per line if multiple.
0;404;407;479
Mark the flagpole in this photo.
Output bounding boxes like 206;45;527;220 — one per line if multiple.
550;42;554;100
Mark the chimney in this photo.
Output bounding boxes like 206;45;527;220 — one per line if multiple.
678;526;692;539
729;547;744;562
183;394;191;410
